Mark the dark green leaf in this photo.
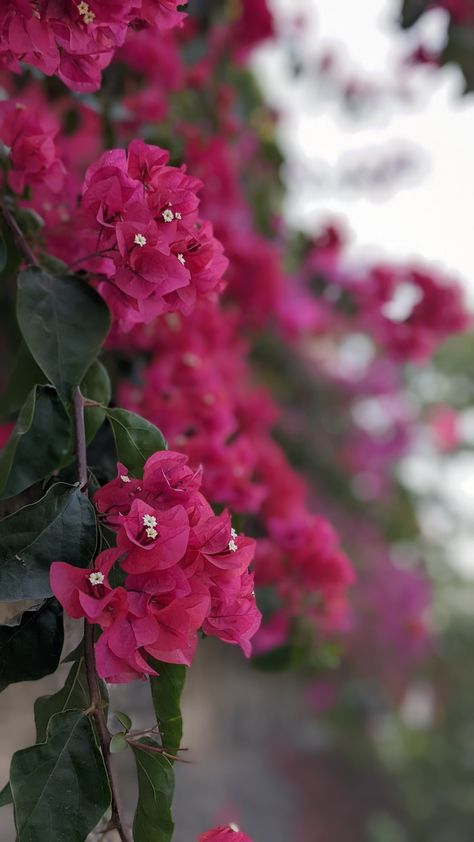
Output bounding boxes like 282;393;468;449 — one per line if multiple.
0;599;63;687
106;408;167;477
114;711;132;732
0;483;96;600
34;658;89;743
0;229;7;273
0;781;12;807
150;662;185;758
110;733;128;754
17;267;110;402
81;360;111;444
10;710;111;842
0;343;47;418
131;742;174;842
0;386;71;499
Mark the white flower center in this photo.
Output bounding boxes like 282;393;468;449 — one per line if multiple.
177;253;186;265
143;514;157;528
89;571;104;586
175;211;182;220
77;1;95;23
231;527;237;539
162;209;174;223
146;526;158;539
134;233;147;247
182;352;200;368
228;538;238;553
229;824;240;833
120;474;131;483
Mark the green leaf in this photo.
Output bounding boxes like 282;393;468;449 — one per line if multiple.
34;658;89;743
0;386;71;499
150;662;185;758
114;711;132;732
0;229;7;273
16;267;110;402
35;655;109;744
131;743;174;842
0;599;63;688
110;733;128;754
106;408;167;477
0;483;96;601
0;343;47;418
0;781;12;807
81;360;111;445
10;710;111;842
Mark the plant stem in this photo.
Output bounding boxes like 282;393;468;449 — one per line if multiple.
72;387;88;492
0;199;38;267
84;621;133;842
73;388;132;842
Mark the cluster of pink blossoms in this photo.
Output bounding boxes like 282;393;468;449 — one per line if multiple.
113;297;354;650
0;0;186;93
78;139;228;331
305;226;470;363
50;450;260;683
0;97;65;196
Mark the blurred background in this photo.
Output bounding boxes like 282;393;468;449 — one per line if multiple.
3;1;474;840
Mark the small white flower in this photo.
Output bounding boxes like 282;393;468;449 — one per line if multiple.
120;474;131;483
231;527;237;539
177;253;186;265
77;1;95;22
182;352;200;368
162;209;174;223
89;571;105;586
143;513;157;528
146;526;158;540
228;538;238;553
229;824;240;833
134;233;147;247
175;211;182;220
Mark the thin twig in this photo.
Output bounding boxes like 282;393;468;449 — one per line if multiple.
0;199;38;267
84;622;133;842
73;389;132;842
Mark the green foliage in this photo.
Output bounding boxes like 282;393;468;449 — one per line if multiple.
16;268;110;403
0;386;71;499
0;782;12;807
0;599;63;689
110;733;128;754
0;343;46;418
114;710;132;732
0;229;7;273
106;407;167;476
131;743;175;842
0;483;96;600
34;658;95;743
81;360;112;444
150;662;186;758
10;710;111;842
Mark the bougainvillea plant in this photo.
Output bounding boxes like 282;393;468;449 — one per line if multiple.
0;0;470;840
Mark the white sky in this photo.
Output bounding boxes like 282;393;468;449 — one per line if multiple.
256;0;474;297
256;0;474;579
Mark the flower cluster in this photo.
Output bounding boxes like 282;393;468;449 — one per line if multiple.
304;226;470;362
0;1;186;93
50;450;260;683
0;98;65;196
114;296;354;647
79;139;228;330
